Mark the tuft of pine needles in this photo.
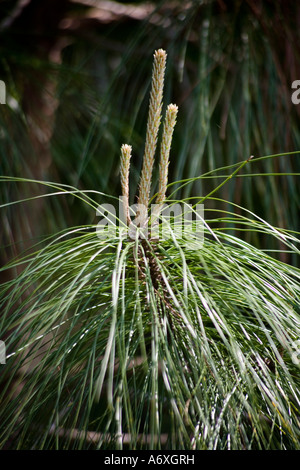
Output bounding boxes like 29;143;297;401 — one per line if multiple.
0;47;300;451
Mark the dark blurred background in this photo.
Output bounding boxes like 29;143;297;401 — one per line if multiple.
1;0;300;275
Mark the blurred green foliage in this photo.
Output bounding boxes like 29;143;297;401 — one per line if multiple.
1;0;300;264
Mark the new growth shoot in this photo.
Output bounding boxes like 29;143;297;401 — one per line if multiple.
120;49;178;230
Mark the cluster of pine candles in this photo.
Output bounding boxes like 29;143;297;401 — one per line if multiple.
120;49;178;231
